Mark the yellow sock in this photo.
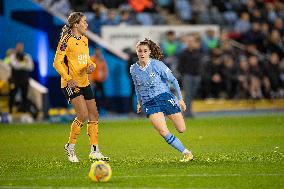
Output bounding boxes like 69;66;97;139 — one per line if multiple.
87;121;98;145
68;117;83;144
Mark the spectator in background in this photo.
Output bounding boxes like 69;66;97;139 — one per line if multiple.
234;12;251;35
157;0;174;13
260;22;270;45
178;35;202;118
266;30;284;59
9;42;34;113
239;0;256;16
103;9;119;25
237;58;250;99
175;0;192;23
273;18;284;37
243;22;265;52
203;48;224;98
264;3;278;24
221;55;238;98
221;39;235;58
250;8;263;23
119;9;138;25
88;4;106;36
50;0;71;16
160;30;181;79
131;0;158;25
248;55;263;99
201;29;219;53
264;53;282;98
129;0;153;13
3;49;14;65
90;47;109;113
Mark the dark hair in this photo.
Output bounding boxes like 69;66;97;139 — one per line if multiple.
16;52;25;61
166;30;175;36
60;12;85;38
137;38;164;61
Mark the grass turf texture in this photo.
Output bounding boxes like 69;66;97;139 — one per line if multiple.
0;114;283;188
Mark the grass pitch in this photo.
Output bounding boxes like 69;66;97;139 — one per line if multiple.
0;114;283;188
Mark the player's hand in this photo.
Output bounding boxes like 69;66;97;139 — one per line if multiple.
86;64;96;74
137;103;142;113
67;79;78;89
179;100;186;112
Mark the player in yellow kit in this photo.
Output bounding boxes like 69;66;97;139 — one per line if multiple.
53;12;109;163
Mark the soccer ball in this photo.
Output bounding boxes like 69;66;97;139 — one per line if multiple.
88;160;112;182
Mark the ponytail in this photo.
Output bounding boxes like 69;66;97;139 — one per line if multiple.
60;24;71;38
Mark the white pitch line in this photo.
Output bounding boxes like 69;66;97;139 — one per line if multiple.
0;186;213;189
117;173;284;178
0;173;283;182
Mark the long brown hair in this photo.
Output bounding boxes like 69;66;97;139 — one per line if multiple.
137;38;164;61
60;12;85;38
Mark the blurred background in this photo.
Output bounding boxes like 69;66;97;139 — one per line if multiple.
0;0;283;123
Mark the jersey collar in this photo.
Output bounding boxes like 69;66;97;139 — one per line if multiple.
136;59;151;71
70;32;81;40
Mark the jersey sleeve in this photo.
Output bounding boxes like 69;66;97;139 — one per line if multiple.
53;36;72;82
85;38;97;68
87;55;96;69
157;61;183;100
130;65;141;103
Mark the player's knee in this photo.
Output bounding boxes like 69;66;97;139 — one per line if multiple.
77;111;89;122
89;111;99;121
88;108;99;120
177;126;186;133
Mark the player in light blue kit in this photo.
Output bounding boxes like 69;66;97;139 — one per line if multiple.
130;38;193;162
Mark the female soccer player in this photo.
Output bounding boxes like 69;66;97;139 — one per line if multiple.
53;12;109;163
130;38;193;162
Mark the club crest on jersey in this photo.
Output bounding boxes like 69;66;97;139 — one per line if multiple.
74;87;80;93
60;43;67;51
150;72;155;77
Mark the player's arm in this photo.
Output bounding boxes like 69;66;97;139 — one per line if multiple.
86;56;96;74
157;61;186;111
130;65;142;113
53;40;72;82
87;55;96;67
86;39;96;73
158;61;182;100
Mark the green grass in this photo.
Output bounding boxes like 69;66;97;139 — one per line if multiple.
0;114;283;188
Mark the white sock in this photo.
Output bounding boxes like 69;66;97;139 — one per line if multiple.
68;143;75;149
182;149;190;154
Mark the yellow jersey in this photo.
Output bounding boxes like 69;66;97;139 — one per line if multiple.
53;33;96;88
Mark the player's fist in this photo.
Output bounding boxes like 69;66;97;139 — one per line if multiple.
87;64;96;74
179;100;186;112
67;79;78;89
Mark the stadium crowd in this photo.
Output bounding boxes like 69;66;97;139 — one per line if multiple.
34;0;284;101
0;0;282;118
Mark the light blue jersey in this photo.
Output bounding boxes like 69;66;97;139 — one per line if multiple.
130;58;182;104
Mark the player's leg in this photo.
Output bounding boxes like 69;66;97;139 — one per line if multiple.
149;112;190;161
84;85;109;161
64;95;88;162
168;112;193;162
167;112;186;133
62;85;89;163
